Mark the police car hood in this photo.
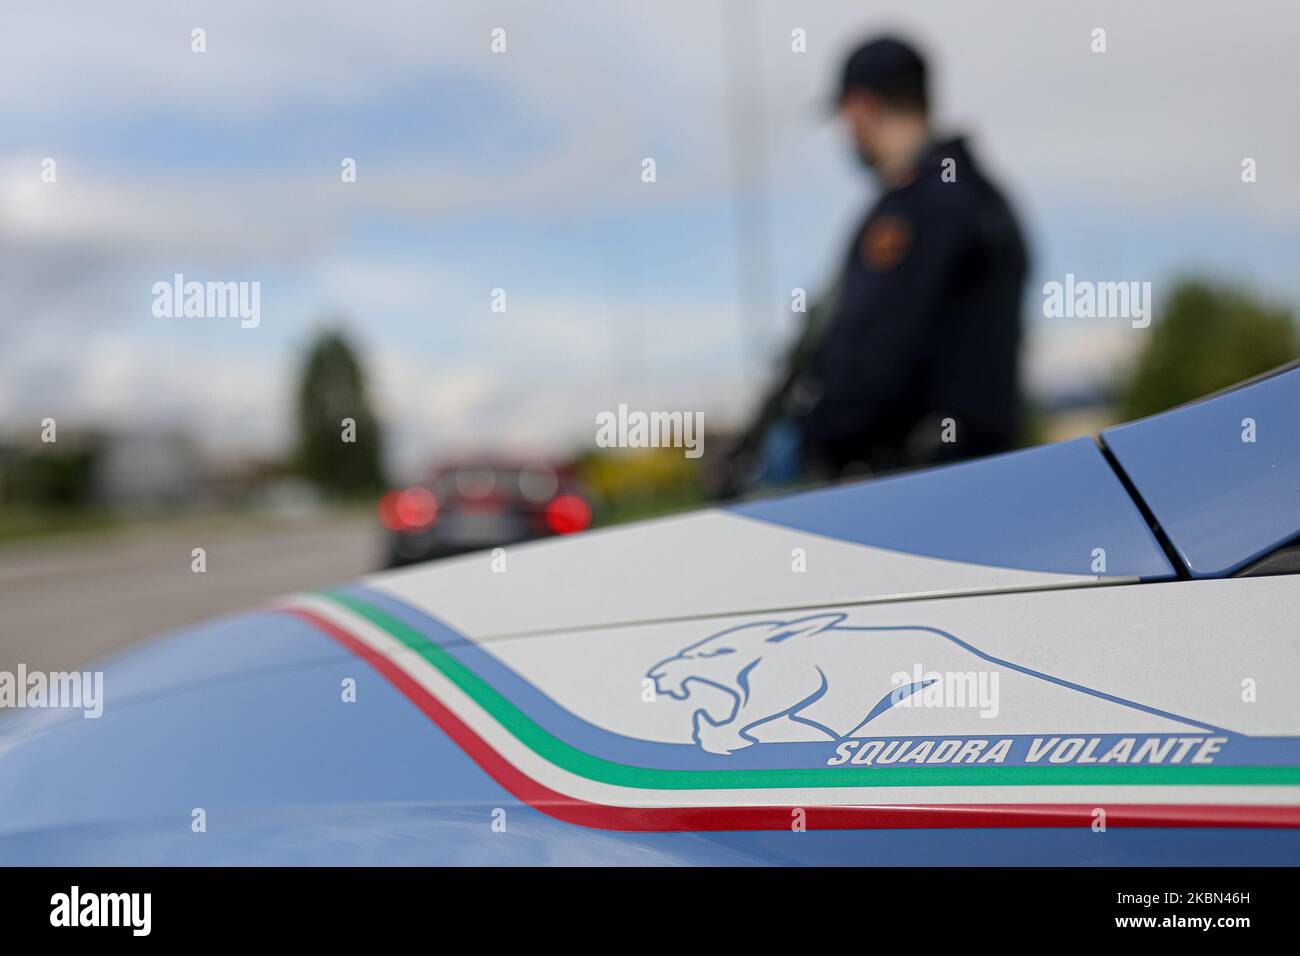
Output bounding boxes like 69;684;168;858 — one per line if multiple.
2;366;1299;862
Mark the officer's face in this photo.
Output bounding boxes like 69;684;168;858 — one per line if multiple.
839;93;882;170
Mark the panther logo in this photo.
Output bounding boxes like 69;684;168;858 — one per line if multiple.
645;613;1212;755
646;613;893;755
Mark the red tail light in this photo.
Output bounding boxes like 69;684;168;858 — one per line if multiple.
379;487;438;531
545;493;591;534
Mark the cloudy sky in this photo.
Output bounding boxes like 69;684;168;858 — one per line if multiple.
2;1;1298;476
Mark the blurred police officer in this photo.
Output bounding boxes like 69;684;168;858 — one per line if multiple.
730;36;1027;489
802;35;1028;476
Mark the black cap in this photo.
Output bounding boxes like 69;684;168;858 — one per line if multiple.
834;36;928;111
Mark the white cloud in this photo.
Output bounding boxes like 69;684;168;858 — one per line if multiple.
1025;321;1140;403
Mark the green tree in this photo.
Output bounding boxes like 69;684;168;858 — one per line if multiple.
1121;280;1297;420
295;329;385;496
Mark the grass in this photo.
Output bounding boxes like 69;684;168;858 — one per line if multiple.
0;508;120;542
0;501;376;545
596;490;709;527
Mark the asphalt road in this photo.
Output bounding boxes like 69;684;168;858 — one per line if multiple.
0;512;379;675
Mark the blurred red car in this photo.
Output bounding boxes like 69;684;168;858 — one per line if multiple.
379;459;593;567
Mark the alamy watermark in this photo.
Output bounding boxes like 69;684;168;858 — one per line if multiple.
0;666;103;718
1042;273;1151;328
889;664;999;718
152;273;261;328
50;886;150;936
595;404;704;459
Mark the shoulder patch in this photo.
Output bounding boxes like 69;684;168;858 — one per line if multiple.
861;214;913;272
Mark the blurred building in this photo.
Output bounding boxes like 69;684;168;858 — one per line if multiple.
95;431;207;509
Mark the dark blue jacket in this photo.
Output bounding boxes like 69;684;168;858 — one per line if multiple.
801;137;1027;471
